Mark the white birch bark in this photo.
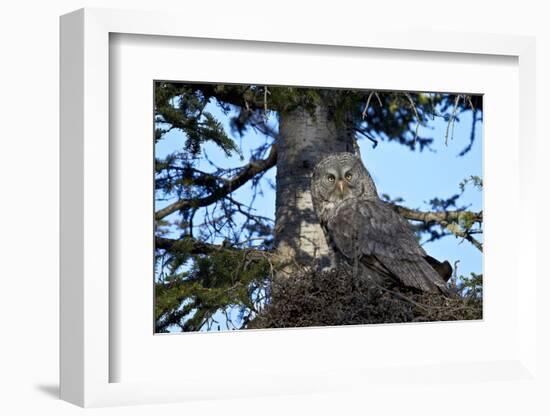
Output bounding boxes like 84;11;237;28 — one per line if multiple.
274;102;355;273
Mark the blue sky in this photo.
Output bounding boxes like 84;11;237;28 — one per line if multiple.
360;108;483;279
156;94;482;330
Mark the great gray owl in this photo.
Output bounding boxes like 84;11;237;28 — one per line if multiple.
310;152;451;295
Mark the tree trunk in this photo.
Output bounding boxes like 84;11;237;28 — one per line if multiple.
274;101;355;275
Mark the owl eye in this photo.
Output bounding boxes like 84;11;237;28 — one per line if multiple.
327;174;335;182
345;172;352;181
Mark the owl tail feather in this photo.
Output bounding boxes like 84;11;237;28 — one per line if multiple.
370;255;451;296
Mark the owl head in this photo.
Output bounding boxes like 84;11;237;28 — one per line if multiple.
311;153;378;215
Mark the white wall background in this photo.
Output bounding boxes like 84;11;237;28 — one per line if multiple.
0;1;548;414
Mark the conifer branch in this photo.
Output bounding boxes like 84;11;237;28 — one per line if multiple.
157;204;483;256
155;145;277;220
155;236;277;262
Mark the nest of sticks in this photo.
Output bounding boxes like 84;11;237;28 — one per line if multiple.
248;266;482;329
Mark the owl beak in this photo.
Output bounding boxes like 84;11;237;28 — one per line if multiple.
337;180;346;197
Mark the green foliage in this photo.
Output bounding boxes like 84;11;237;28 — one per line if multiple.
408;175;483;246
155;82;480;153
450;272;483;299
155;82;239;156
155;245;272;332
380;193;405;204
459;175;483;192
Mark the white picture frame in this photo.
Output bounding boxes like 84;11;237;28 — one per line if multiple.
60;7;539;408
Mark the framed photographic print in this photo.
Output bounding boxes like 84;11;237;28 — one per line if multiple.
60;7;539;409
151;80;483;334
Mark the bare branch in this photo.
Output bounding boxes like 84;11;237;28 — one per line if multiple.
390;204;483;225
361;91;383;120
354;127;379;148
155;145;277;220
263;86;271;120
389;204;483;252
155;236;278;262
445;95;461;145
446;223;483;252
374;92;383;107
362;91;375;120
404;92;421;143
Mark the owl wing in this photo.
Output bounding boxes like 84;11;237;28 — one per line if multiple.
326;198;449;294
